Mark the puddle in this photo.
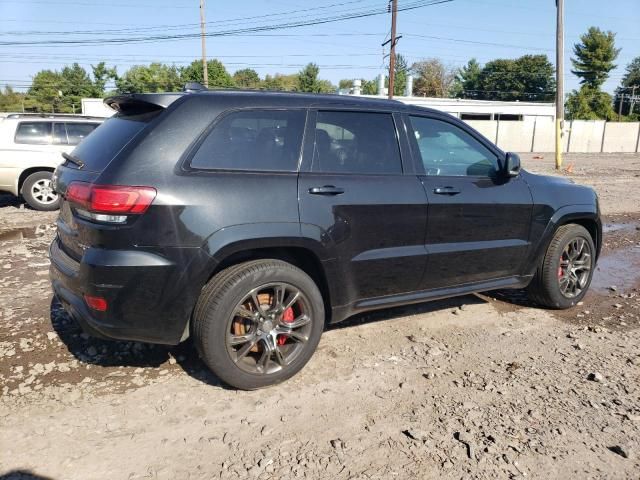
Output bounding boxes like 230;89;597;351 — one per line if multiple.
0;225;53;243
591;245;640;293
602;222;640;234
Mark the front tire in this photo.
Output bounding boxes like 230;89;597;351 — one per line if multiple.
192;259;325;390
22;171;59;211
527;224;595;309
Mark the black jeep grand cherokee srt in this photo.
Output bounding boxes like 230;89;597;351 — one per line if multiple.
50;89;601;389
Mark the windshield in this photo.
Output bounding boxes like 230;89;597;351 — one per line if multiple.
69;110;160;172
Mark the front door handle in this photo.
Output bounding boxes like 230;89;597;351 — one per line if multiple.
308;185;345;196
433;186;461;195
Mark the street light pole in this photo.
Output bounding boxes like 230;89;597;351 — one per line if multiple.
555;0;564;170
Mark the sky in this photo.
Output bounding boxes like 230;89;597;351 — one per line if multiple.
0;0;638;97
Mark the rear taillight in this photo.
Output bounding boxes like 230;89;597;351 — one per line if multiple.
84;294;108;312
66;182;156;223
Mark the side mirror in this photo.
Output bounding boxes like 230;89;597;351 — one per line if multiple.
504;152;521;177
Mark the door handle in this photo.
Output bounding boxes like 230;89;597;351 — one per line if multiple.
308;185;345;196
433;186;461;195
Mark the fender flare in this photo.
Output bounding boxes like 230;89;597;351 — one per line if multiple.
525;204;601;276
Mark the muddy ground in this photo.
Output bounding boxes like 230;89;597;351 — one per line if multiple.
1;153;639;479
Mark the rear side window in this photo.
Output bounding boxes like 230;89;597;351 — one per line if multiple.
70;112;158;172
15;122;52;145
52;123;67;145
312;111;402;175
65;122;99;146
190;109;305;172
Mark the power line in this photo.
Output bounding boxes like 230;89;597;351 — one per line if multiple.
1;0;209;9
403;33;554;52
0;0;454;47
0;0;374;36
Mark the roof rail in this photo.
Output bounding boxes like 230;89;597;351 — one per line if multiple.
5;113;106;120
183;82;208;93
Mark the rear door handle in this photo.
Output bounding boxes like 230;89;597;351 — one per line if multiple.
433;186;461;195
308;185;345;196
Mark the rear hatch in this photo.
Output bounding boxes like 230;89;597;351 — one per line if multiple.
53;96;176;261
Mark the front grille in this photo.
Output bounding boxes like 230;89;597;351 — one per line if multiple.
50;237;80;275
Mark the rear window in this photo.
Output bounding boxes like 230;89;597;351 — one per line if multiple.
66;122;100;145
70;111;158;171
190;109;305;172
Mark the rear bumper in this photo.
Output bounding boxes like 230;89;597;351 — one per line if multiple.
49;236;210;345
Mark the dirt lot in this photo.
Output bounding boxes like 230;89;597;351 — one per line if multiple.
1;153;639;480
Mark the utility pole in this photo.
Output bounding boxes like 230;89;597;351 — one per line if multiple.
630;85;637;115
555;0;564;170
199;0;209;88
618;93;624;121
387;0;398;100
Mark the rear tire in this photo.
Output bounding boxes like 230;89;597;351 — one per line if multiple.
192;259;325;390
527;224;595;309
22;171;59;211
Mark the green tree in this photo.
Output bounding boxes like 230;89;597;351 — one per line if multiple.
297;63;322;93
393;54;408;96
566;27;620;120
59;63;96;112
338;79;354;90
361;78;378;95
316;79;336;94
233;68;261;89
411;58;457;97
262;73;298;91
476;55;555;101
181;59;235;89
28;69;65;112
571;27;620;88
566;85;615;120
90;62;117;97
296;63;334;93
614;56;640;116
116;63;183;93
451;58;482;98
0;86;26;112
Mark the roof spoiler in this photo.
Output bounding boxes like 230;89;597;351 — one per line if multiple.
104;93;184;114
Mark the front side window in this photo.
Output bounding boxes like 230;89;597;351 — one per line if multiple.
409;116;499;177
190;109;305;172
14;122;52;145
312;111;402;175
66;122;100;146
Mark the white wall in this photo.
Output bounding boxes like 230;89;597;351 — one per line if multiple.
496;121;535;152
462;119;640;153
466;120;498;143
81;99;115;117
601;123;640;153
567;121;605;153
532;117;558;152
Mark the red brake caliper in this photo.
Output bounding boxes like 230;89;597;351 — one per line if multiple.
278;307;294;345
558;266;563;279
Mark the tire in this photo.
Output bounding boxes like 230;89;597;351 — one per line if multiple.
527;224;595;309
22;171;60;211
192;259;325;390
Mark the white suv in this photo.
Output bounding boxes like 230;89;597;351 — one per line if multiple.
0;114;103;210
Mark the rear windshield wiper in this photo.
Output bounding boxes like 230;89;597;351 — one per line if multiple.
62;152;85;169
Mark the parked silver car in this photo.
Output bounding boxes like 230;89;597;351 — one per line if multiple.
0;114;103;210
